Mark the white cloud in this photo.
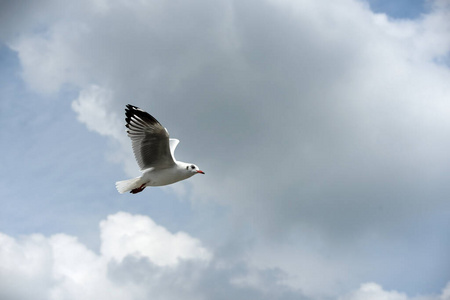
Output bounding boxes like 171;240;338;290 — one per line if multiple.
442;283;450;300
9;21;91;94
100;212;211;266
0;212;209;300
71;85;120;140
71;85;139;176
338;282;450;300
339;283;409;300
0;212;306;300
0;233;52;300
1;216;450;300
47;234;127;300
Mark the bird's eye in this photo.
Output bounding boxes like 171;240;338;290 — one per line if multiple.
191;165;195;169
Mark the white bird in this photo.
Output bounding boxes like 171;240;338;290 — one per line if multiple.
116;104;204;194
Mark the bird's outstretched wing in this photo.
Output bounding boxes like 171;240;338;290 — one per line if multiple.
125;104;175;170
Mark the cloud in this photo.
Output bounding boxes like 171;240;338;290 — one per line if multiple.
99;212;211;266
71;85;139;176
0;212;305;300
3;0;450;297
442;283;450;300
338;283;411;300
71;85;120;140
341;283;408;300
0;233;53;300
1;213;449;300
338;282;450;300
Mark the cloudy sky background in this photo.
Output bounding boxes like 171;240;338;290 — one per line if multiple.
1;0;450;299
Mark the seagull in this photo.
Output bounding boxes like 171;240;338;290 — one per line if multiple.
116;104;204;194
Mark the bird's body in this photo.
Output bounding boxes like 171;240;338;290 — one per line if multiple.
115;105;204;194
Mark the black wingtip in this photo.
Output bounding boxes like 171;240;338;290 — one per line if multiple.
124;104;161;128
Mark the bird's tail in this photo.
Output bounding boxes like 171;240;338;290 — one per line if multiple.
115;177;142;194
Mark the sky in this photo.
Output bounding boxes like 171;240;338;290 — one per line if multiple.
1;0;450;299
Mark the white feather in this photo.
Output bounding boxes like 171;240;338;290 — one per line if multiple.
115;177;142;194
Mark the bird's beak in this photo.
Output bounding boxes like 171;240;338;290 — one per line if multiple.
197;170;205;174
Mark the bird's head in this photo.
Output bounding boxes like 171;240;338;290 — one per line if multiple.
185;163;205;175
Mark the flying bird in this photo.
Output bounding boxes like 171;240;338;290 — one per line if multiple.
116;104;204;194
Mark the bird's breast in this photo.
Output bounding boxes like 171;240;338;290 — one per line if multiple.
141;167;191;186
